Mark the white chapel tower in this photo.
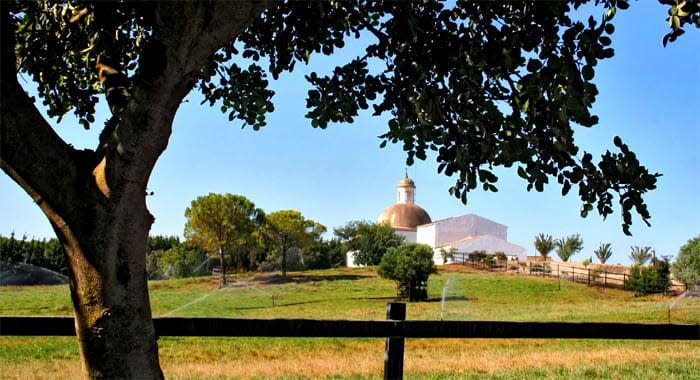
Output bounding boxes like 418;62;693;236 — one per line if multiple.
377;174;431;242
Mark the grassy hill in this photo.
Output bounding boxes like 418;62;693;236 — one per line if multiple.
1;266;698;379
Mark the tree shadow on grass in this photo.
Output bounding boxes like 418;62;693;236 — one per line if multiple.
249;273;373;285
425;295;469;303
229;295;398;311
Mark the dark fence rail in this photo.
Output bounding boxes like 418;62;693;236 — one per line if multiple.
2;316;698;340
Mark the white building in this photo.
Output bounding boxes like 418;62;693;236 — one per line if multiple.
347;174;527;267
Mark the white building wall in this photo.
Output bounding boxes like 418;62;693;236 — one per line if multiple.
433;214;507;246
416;224;436;247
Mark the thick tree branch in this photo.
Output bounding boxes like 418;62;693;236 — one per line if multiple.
1;11;92;229
108;1;273;187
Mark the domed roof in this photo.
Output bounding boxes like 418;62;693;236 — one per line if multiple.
397;175;415;188
378;203;432;231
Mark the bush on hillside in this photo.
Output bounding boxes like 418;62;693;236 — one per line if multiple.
301;239;345;270
334;221;404;266
626;256;671;294
378;243;436;301
147;244;209;280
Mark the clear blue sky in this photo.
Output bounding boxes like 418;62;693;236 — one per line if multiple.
1;2;698;265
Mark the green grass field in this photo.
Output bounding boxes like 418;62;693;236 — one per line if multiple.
1;266;699;379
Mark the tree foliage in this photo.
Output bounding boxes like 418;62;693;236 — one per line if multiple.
147;235;182;255
184;193;265;285
335;220;405;266
555;234;583;262
672;236;700;286
147;245;208;280
3;1;698;377
378;243;436;301
0;233;66;275
594;242;614;264
629;245;654;266
533;233;555;260
300;239;345;270
6;1;694;235
627;256;671;294
263;209;325;276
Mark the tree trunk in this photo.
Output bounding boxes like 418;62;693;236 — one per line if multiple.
2;2;271;378
281;243;288;277
219;246;227;287
1;81;162;378
58;196;163;379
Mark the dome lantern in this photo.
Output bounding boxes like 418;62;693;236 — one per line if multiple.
378;174;431;232
396;174;415;204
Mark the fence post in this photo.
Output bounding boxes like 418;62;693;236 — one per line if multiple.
604;270;607;288
588;268;591;286
557;264;561;290
384;302;406;380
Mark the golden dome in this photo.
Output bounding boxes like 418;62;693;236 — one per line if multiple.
378;203;432;231
397;175;415;188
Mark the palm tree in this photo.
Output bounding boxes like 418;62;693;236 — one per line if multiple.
594;243;613;264
555;234;583;262
533;233;555;261
629;246;653;266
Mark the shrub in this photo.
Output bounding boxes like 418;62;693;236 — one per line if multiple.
378;244;436;301
439;247;457;264
468;250;491;264
590;267;604;283
335;221;404;266
626;257;671;294
301;239;345;270
160;246;209;279
581;257;592;268
147;245;208;280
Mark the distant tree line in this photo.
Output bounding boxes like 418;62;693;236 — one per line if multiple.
1;230;345;282
182;193;345;283
0;233;67;275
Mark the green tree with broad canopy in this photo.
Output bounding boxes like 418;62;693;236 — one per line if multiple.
672;236;700;287
335;220;405;266
1;1;697;378
184;193;265;286
263;209;325;277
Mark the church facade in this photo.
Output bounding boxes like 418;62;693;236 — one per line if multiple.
347;174;527;267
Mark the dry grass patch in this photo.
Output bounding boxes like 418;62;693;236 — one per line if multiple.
0;360;82;380
159;338;384;379
154;338;700;379
403;339;700;377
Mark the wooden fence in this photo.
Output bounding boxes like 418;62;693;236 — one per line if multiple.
459;258;685;292
2;304;699;380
